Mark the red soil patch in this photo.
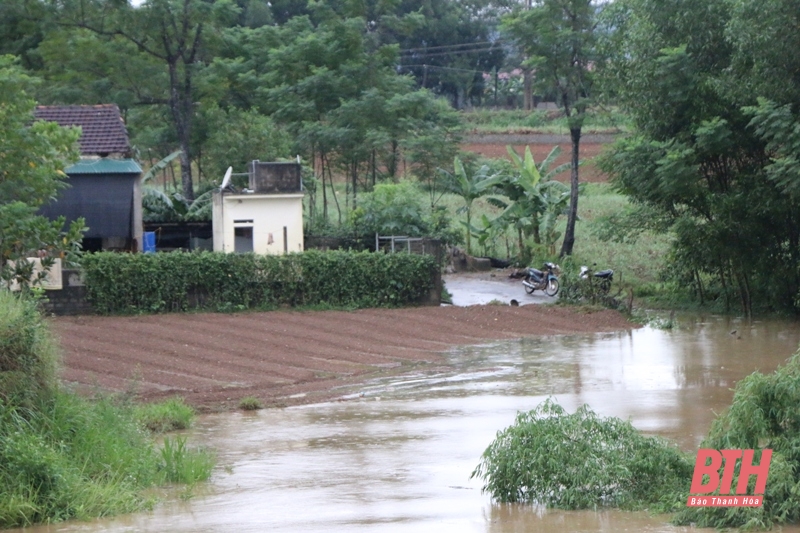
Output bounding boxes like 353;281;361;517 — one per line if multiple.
52;305;635;412
461;142;609;183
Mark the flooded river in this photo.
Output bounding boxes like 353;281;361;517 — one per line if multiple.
19;314;800;533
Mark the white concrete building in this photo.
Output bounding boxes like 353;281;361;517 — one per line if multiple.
212;162;304;254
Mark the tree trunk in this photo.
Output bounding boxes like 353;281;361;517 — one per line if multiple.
320;150;328;223
523;68;533;111
327;158;342;223
560;127;581;256
351;158;358;209
168;61;194;202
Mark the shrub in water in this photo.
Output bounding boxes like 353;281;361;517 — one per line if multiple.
673;350;800;530
238;396;263;411
471;399;693;510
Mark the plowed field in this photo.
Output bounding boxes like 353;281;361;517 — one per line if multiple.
52;305;634;412
461;133;617;183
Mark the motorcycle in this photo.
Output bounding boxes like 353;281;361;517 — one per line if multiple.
580;264;614;294
522;262;560;297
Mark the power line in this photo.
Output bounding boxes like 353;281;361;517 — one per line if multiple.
399;64;483;74
399;40;498;53
399;40;506;54
400;46;503;59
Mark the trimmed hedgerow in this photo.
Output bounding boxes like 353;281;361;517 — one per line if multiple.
80;250;436;314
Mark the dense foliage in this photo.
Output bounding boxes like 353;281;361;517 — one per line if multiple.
80;250;437;314
601;0;800;315
0;291;58;403
348;182;461;245
0;292;212;528
471;399;693;510
0;57;85;289
14;0;476;208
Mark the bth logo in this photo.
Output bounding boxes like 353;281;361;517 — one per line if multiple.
686;449;771;507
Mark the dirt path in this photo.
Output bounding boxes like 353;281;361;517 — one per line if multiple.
52;305;635;412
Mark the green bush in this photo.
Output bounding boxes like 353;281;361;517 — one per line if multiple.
80;250;437;314
471;399;693;511
238;396;263;410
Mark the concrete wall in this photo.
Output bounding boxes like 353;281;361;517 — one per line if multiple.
42;269;94;316
212;191;304;254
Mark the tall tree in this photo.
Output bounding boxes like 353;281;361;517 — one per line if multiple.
47;0;237;201
601;0;800;316
503;0;601;256
214;13;459;221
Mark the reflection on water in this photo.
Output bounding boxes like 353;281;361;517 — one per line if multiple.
14;315;800;533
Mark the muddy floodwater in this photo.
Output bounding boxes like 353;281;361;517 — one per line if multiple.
19;314;800;533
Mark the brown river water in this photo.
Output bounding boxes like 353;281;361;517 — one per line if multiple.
15;314;800;533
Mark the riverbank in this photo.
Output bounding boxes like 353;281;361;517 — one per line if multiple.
52;304;636;412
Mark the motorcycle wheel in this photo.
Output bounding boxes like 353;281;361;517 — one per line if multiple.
545;279;560;297
524;281;535;295
599;279;611;294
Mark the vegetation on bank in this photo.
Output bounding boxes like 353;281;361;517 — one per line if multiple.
473;348;800;529
0;291;213;528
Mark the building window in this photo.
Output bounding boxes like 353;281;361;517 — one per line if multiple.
234;226;253;253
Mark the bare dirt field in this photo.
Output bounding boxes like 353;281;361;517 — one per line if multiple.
52;304;635;412
461;133;615;183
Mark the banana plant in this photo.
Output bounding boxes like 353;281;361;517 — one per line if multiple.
441;156;502;255
487;145;571;259
141;150;213;222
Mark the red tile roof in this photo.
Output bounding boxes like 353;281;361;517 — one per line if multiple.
34;104;131;157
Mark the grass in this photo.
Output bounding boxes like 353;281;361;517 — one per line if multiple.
444;182;673;287
134;397;196;433
238;396;263;411
0;390;215;528
566;183;672;287
159;436;215;484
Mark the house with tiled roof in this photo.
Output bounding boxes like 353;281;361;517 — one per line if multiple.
35;104;143;252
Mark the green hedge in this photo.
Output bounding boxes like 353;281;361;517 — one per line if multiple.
80;250;437;314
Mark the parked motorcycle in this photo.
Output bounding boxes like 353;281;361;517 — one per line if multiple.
580;264;614;294
522;262;560;297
